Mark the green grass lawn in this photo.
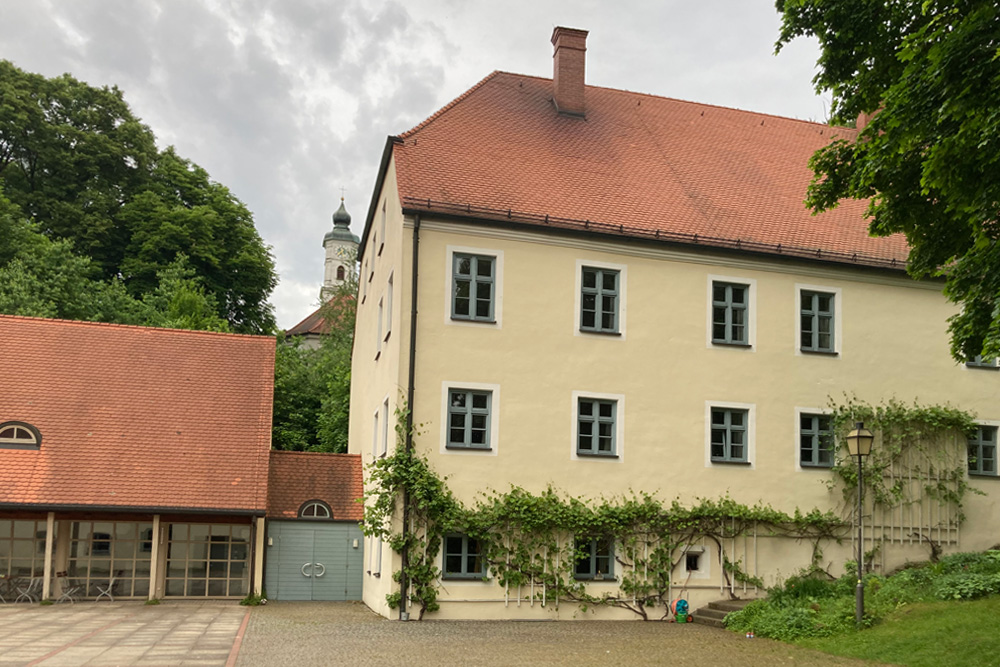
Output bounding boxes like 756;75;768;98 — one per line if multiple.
798;596;1000;666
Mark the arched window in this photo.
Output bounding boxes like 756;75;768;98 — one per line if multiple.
298;500;332;519
336;265;346;281
0;422;41;450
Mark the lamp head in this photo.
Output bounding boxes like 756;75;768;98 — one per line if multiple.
846;421;874;458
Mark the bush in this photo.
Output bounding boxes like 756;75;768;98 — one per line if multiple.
727;551;1000;639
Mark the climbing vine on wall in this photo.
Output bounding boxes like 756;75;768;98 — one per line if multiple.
826;396;980;527
362;411;848;620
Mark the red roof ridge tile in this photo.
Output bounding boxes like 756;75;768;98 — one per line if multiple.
402;70;854;138
399;70;503;139
0;314;270;341
270;450;361;459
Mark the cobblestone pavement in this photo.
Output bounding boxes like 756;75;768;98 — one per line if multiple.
237;602;880;667
0;602;247;666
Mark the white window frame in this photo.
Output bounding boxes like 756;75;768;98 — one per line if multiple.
379;200;386;255
374;536;382;577
371;409;379;458
439;381;500;456
794;407;834;471
795;283;842;357
380;397;390;457
385;273;393;339
574;259;627;340
445;245;504;329
681;544;711;580
376;296;383;359
361;259;368;303
706;274;756;350
704;400;756;468
571;390;625;463
969;419;1000;477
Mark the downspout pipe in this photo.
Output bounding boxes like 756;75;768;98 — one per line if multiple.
399;212;420;620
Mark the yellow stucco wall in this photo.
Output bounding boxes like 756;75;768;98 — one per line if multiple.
350;182;1000;619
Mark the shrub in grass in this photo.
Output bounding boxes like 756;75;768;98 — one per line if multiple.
933;573;1000;600
728;551;1000;639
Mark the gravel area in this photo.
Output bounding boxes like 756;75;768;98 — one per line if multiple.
236;602;879;666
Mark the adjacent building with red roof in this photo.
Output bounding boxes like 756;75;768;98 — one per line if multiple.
0;315;364;602
349;27;1000;620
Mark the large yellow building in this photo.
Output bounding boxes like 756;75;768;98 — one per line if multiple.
349;27;999;620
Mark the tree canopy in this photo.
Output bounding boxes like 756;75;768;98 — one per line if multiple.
0;60;276;333
271;262;357;453
775;0;1000;360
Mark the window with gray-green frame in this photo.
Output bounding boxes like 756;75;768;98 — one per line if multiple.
711;407;748;463
577;398;616;456
968;425;997;476
447;389;491;449
967;355;999;370
800;414;833;467
581;267;619;333
575;537;614;580
452;253;495;321
712;282;748;345
801;290;835;353
442;534;485;579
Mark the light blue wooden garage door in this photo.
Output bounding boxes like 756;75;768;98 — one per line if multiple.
265;521;363;601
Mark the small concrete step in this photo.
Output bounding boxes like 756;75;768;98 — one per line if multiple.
691;598;758;628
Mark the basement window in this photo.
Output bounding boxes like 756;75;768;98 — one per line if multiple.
686;553;701;572
0;422;41;450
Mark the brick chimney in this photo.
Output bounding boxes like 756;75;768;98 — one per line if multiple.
551;27;588;117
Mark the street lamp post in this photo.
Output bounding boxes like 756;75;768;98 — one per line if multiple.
846;421;874;626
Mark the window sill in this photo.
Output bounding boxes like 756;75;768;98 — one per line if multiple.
441;575;488;582
966;365;1000;371
800;463;834;470
711;341;752;348
579;329;621;336
710;459;752;466
373;573;381;578
800;349;839;357
450;316;496;324
576;452;619;459
574;576;618;582
969;471;998;478
374;350;381;361
445;445;493;452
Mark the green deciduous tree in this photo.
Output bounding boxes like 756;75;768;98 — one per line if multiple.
271;256;357;452
0;190;228;331
775;0;1000;360
0;60;275;333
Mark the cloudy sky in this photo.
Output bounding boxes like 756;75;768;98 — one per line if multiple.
0;0;825;329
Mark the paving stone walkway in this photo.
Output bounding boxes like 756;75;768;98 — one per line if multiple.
236;602;878;666
0;602;247;666
0;600;881;666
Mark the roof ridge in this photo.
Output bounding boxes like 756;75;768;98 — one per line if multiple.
399;70;503;139
270;450;361;458
406;70;849;132
0;314;271;340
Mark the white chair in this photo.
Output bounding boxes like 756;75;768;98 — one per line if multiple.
95;574;118;602
56;577;82;603
15;577;41;603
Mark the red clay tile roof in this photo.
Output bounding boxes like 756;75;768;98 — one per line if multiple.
285;294;355;338
0;315;275;513
391;72;909;268
285;307;326;337
267;451;362;521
